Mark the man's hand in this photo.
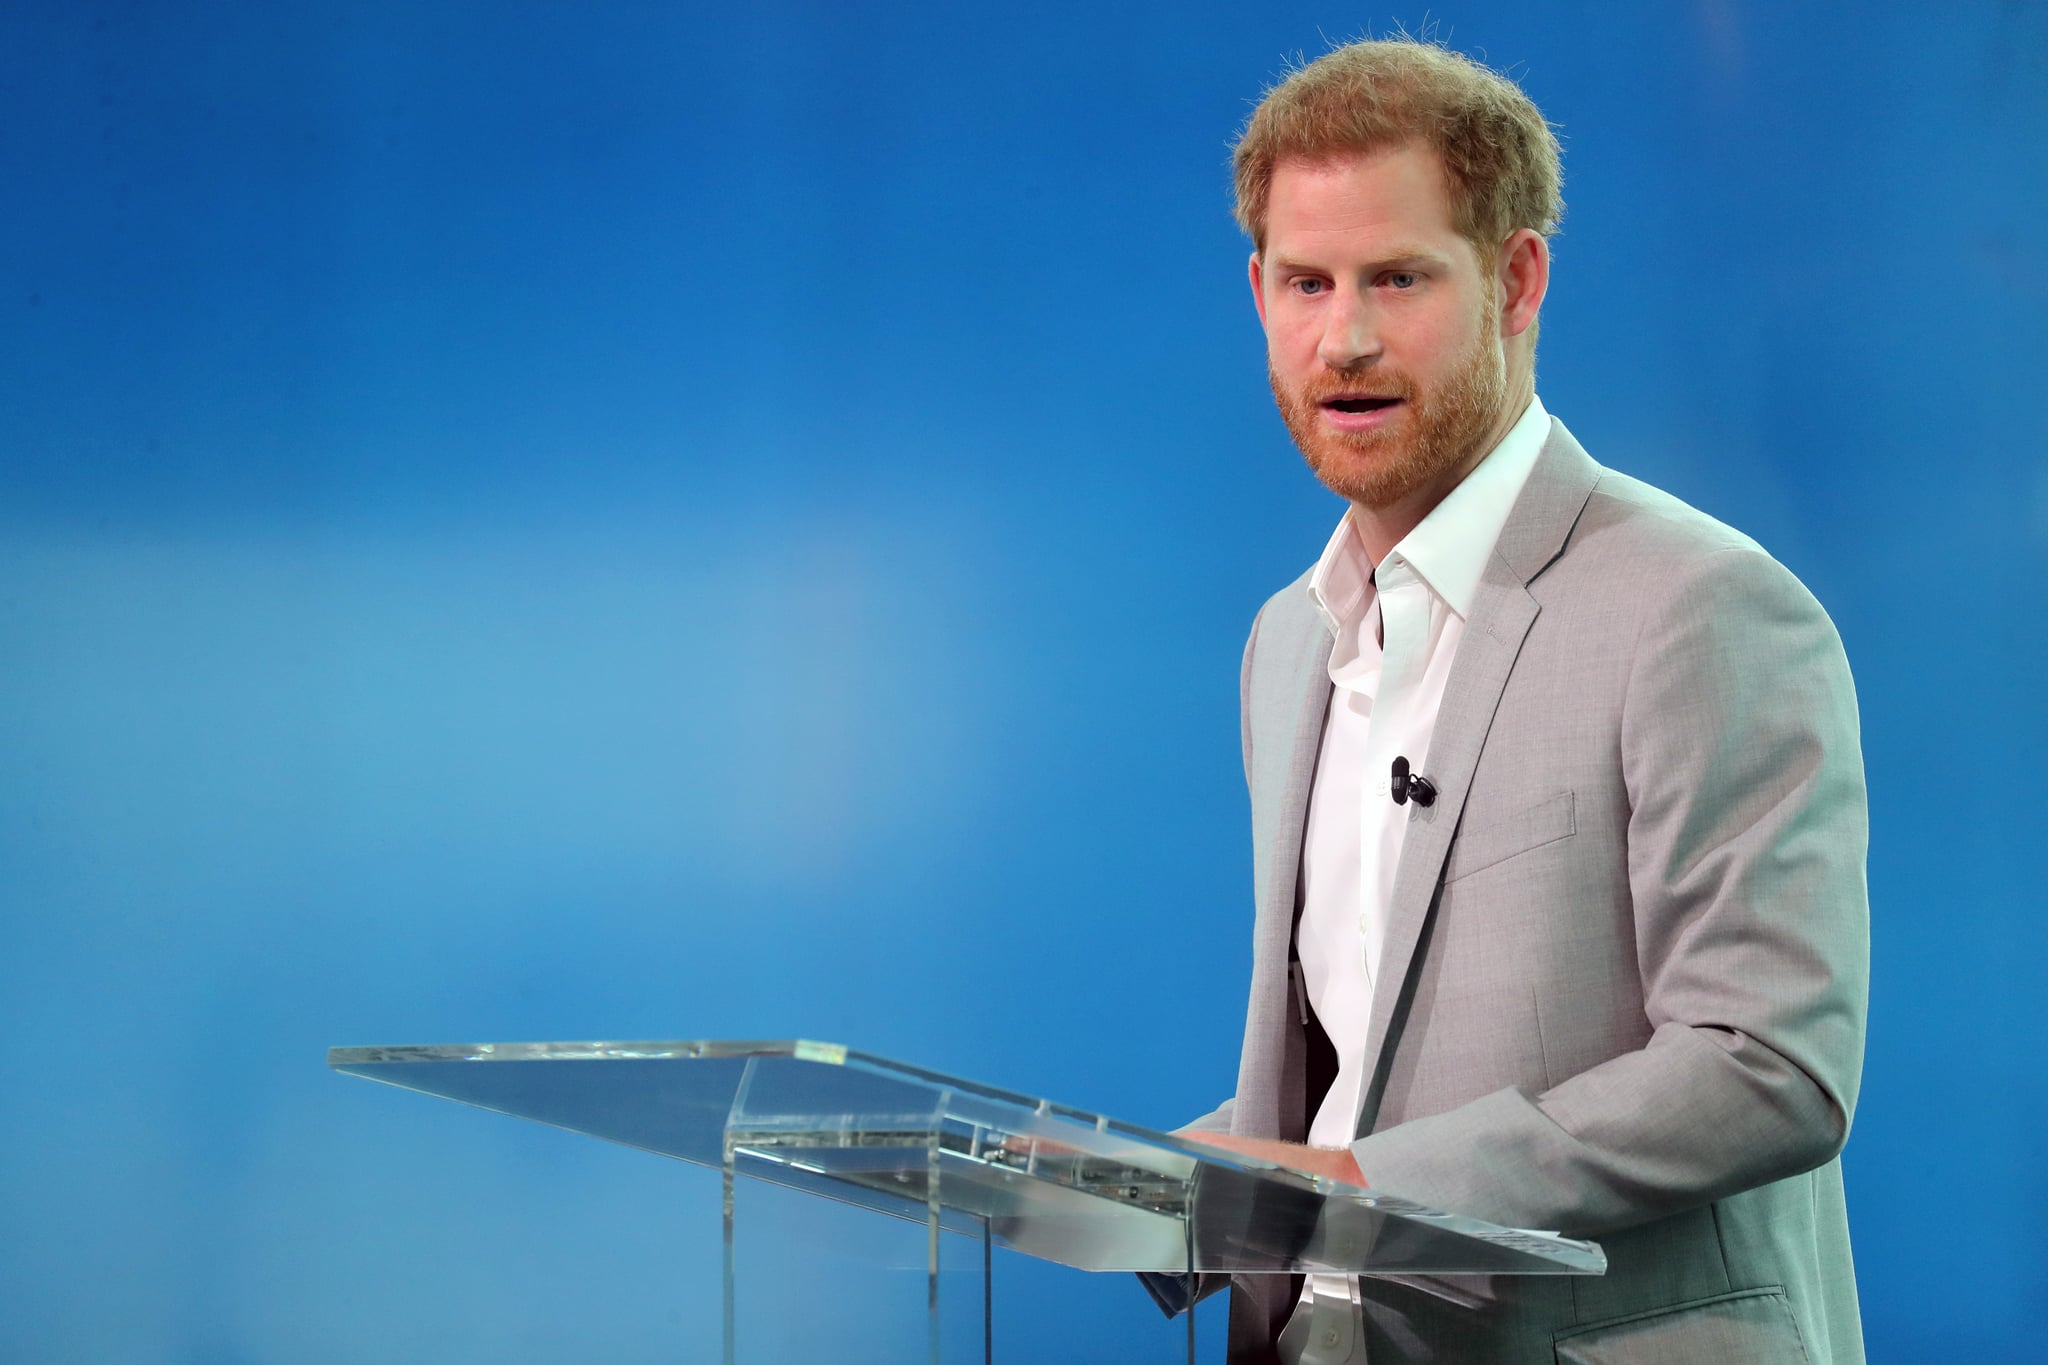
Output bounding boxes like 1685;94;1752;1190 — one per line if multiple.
1179;1131;1366;1187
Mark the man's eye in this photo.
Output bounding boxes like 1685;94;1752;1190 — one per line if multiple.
1385;272;1419;289
1292;277;1327;296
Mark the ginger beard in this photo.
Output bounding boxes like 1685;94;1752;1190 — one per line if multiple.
1269;297;1510;511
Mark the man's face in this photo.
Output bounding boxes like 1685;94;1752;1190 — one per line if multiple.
1252;143;1509;514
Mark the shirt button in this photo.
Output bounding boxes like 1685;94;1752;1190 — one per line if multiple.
1323;1327;1342;1347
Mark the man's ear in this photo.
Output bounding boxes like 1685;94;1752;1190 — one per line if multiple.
1248;250;1269;328
1497;229;1549;338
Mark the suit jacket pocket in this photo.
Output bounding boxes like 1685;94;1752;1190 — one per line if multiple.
1443;789;1575;883
1553;1286;1809;1365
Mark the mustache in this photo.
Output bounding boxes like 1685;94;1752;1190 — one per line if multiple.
1291;368;1418;404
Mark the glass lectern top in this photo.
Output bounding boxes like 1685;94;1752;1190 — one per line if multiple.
328;1038;1604;1278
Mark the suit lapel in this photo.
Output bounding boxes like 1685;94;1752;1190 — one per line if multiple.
1236;586;1334;1140
1271;625;1335;924
1353;422;1604;1135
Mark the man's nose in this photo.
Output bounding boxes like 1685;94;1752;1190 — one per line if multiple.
1317;290;1380;370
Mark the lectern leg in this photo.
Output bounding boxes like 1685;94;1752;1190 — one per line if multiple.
982;1214;994;1365
926;1132;941;1365
721;1133;738;1365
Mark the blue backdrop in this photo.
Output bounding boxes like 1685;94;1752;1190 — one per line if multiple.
3;2;2043;1360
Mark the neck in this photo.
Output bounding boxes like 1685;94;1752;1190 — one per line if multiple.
1349;371;1534;566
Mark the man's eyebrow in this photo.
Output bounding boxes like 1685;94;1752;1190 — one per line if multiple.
1370;247;1455;271
1266;248;1456;273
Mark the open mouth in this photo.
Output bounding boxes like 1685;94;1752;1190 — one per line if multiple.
1323;396;1401;414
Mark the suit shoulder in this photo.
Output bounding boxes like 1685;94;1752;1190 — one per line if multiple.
1547;470;1855;704
1578;468;1767;561
1253;564;1318;631
1568;467;1826;610
1241;562;1328;702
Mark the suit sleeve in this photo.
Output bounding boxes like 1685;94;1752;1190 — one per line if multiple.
1181;601;1271;1135
1137;605;1270;1318
1346;546;1869;1236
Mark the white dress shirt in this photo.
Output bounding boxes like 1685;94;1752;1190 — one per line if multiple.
1285;395;1551;1362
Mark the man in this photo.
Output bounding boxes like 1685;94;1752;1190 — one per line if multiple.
1170;38;1868;1364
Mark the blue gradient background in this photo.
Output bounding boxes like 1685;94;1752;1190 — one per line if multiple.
3;2;2043;1360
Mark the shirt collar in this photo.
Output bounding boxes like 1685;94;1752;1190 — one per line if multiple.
1395;393;1549;618
1307;511;1374;642
1307;394;1550;635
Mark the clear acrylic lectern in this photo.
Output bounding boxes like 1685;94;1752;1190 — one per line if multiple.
329;1039;1604;1362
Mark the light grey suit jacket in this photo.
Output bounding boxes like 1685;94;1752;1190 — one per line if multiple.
1208;419;1868;1363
